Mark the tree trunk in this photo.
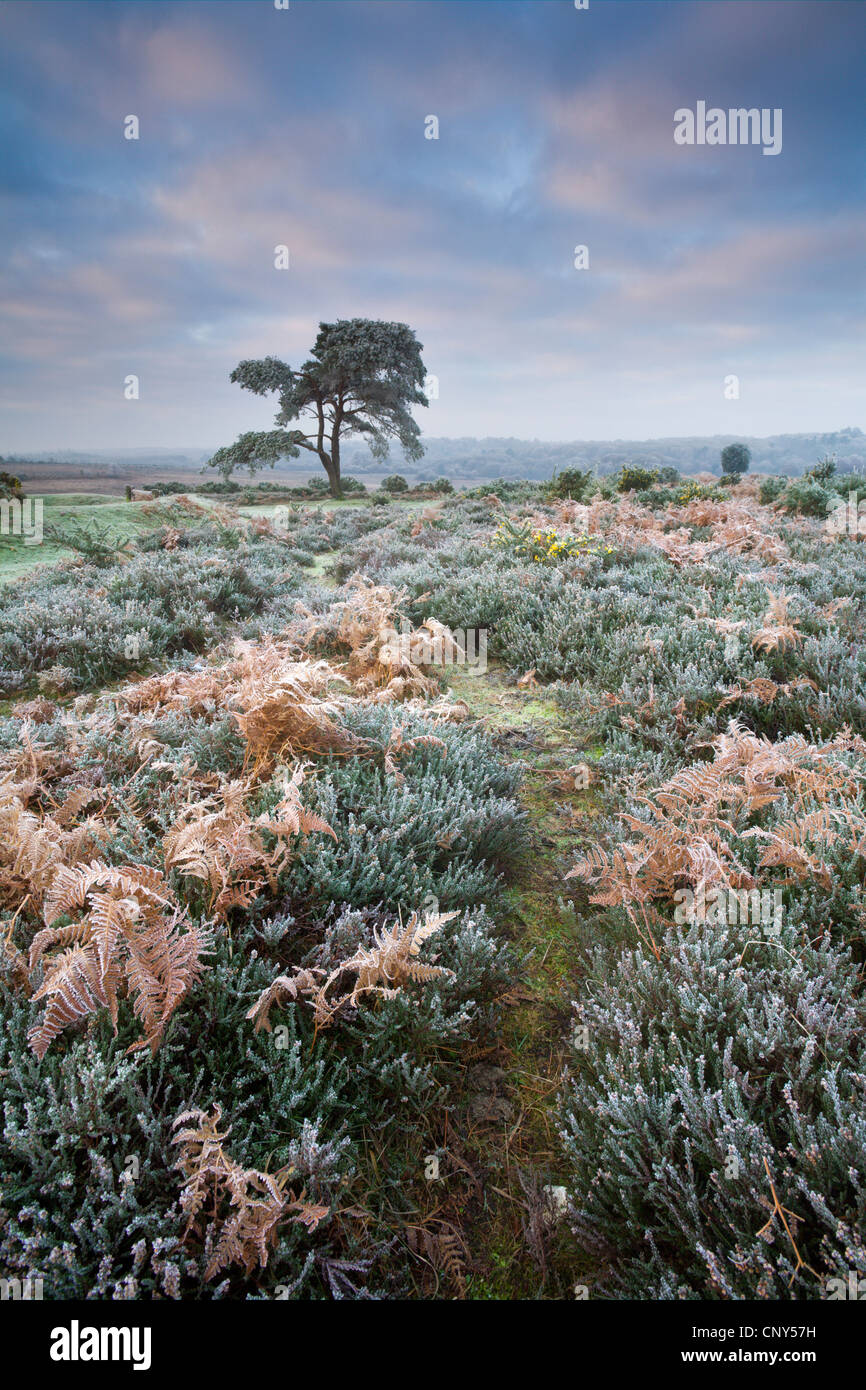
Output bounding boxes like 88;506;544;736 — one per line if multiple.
328;431;343;498
316;448;342;499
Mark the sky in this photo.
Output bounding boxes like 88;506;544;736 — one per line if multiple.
0;0;864;452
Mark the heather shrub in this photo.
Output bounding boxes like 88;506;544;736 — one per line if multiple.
560;913;866;1299
0;537;308;693
279;703;526;914
0;609;524;1300
1;895;512;1298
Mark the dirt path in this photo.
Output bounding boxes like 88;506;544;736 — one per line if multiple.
410;663;600;1298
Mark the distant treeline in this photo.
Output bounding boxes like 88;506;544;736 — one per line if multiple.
5;426;865;485
340;428;866;480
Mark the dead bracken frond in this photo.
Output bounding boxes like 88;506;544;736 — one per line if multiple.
0;773;109;914
172;1104;328;1280
567;720;866;930
227;643;356;767
246;908;458;1032
752;589;803;653
718;675;818;710
290;574;463;702
27;861;209;1058
163;763;335;921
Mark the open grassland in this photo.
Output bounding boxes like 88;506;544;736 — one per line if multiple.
1;473;865;1299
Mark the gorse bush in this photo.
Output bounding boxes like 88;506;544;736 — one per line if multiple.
489;517;609;566
672;479;725;505
544;468;594;502
759;475;788;504
617;465;659;492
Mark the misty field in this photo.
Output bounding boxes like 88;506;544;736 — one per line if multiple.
1;469;865;1301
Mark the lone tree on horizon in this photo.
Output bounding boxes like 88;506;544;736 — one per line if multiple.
720;441;751;482
207;319;428;498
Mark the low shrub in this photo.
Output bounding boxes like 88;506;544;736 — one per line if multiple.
758;475;788;504
780;477;834;517
544;468;593;502
560;912;866;1299
617;466;659;493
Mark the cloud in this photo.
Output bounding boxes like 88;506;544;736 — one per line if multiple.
0;0;862;448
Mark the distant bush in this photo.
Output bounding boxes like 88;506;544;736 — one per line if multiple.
144;481;191;497
195;480;241;495
0;471;23;498
545;468;593;502
340;475;367;495
617;466;659;493
464;479;542;503
806;453;837;484
758;475;788;504
381;475;409;493
428;478;454;494
720;442;751;480
657;466;681;486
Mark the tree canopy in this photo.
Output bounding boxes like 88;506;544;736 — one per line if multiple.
207;319;428;497
720;442;751;479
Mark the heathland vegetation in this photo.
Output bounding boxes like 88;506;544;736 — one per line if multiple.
1;452;864;1300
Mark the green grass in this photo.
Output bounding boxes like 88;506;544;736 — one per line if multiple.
0;491;434;586
0;497;175;582
439;663;603;1297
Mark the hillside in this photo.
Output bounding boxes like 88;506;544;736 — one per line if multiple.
6;427;864;496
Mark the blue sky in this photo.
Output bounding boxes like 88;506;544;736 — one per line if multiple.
0;0;864;451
